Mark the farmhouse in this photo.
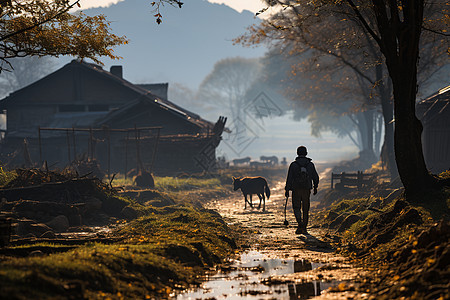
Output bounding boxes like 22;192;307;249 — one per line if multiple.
0;60;225;175
416;85;450;174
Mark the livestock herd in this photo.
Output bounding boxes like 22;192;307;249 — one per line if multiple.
231;155;286;168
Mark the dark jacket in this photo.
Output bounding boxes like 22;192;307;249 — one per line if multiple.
285;156;319;190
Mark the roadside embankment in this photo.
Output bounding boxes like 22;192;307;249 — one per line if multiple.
314;171;450;299
0;168;240;299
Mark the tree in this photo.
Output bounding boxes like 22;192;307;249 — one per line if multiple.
238;0;448;195
260;46;385;168
0;0;127;72
0;56;56;98
197;57;262;122
150;0;184;24
237;2;399;175
335;0;447;194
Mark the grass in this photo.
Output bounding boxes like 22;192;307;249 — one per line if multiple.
155;176;223;192
0;166;287;298
328;175;450;300
0;167;17;186
0;166;249;299
317;171;450;262
0;203;236;299
110;173;226;193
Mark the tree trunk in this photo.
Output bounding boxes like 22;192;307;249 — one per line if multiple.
379;85;398;179
374;111;383;157
363;109;374;155
374;0;436;195
392;77;434;193
386;41;435;194
374;64;398;178
355;113;368;152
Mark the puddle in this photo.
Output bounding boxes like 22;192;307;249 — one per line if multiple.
174;250;339;299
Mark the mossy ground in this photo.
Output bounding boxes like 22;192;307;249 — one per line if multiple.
1;204;237;299
313;171;450;299
0;169;242;299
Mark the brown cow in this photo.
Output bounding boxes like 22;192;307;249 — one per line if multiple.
232;176;270;211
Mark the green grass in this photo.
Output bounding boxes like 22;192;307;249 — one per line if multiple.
0;204;236;299
110;173;226;193
110;167;287;191
155;176;222;192
0;166;285;298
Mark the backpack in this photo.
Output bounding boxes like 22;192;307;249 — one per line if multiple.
293;161;310;189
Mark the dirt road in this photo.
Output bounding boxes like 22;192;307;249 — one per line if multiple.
177;179;368;299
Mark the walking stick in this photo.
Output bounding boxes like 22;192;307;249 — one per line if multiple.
284;196;289;226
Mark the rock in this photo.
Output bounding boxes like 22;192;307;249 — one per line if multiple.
134;170;155;189
101;198;127;217
46;215;70;232
40;231;56;239
84;197;103;211
336;214;362;232
121;206;139;220
12;200;80;225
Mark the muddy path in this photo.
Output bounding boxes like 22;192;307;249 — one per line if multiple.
176;180;368;299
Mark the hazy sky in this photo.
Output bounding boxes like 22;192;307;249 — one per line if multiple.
79;0;265;13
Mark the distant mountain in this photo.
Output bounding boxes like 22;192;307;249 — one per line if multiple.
56;0;266;89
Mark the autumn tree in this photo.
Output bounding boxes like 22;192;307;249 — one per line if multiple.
238;0;448;195
259;46;386;170
0;0;127;72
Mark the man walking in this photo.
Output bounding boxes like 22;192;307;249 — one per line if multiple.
285;146;319;234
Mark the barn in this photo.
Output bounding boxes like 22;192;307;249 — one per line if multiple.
416;85;450;174
0;60;225;175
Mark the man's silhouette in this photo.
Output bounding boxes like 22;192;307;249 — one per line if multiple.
285;146;319;234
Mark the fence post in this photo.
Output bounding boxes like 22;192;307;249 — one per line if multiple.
134;124;142;172
124;131;129;179
357;171;363;189
150;128;161;172
66;129;71;163
89;127;93;159
107;127;111;180
331;173;334;189
72;127;77;161
38;126;42;164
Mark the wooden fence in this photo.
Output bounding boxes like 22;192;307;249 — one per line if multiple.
331;171;377;190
